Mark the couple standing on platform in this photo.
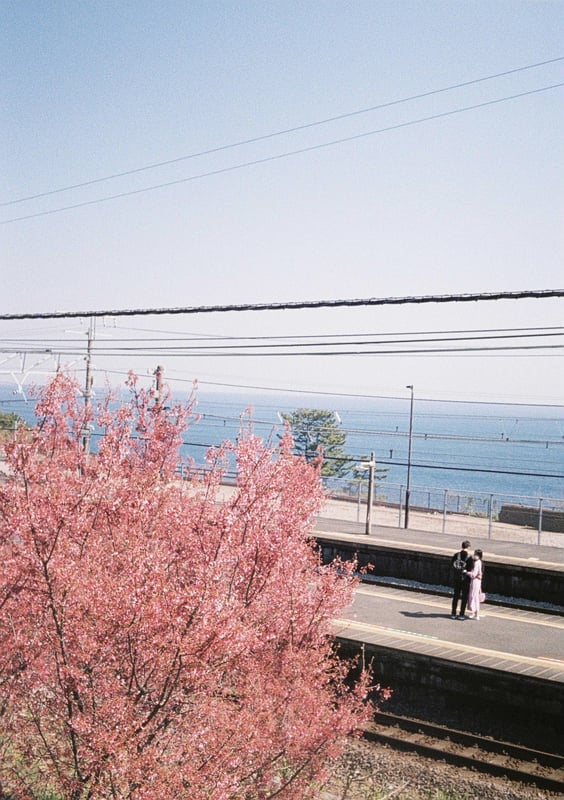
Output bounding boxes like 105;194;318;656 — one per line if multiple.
451;539;484;620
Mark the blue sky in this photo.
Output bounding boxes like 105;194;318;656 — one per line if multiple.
1;1;563;405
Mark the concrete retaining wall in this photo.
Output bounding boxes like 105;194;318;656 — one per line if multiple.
499;503;564;533
336;637;564;752
315;535;564;606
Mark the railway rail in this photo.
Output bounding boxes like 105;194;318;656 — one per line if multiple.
364;711;564;794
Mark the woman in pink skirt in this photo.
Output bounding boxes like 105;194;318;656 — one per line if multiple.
465;549;484;620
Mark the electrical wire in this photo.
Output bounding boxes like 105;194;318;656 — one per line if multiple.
356;458;563;480
2;397;561;480
3;56;562;208
1;289;562;321
2;81;563;225
100;322;564;341
5;344;560;357
3;364;559;410
2;325;562;347
183;379;564;409
194;411;564;446
2;346;562;361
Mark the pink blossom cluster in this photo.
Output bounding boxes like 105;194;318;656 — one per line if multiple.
0;373;373;800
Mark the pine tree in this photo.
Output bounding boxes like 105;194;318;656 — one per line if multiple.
0;410;23;442
280;408;353;478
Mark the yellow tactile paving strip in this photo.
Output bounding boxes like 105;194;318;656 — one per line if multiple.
331;585;564;683
332;617;564;681
355;585;564;629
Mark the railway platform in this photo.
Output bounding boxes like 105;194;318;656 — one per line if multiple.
313;518;564;752
314;516;564;573
313;518;564;605
335;581;564;684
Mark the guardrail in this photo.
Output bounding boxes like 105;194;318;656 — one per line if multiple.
325;479;564;546
173;466;563;546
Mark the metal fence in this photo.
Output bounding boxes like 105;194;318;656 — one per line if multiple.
326;479;564;547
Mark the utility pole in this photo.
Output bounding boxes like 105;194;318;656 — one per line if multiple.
404;385;414;529
154;365;164;408
82;317;94;454
364;451;376;535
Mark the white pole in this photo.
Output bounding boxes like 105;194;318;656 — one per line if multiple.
365;451;375;535
404;385;414;528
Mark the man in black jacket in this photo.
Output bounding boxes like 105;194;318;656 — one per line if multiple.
451;540;473;619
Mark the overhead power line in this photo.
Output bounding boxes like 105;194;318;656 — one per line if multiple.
4;333;562;358
82;430;564;480
2;82;563;225
198;412;564;446
370;459;564;480
11;344;556;357
1;289;562;322
97;370;563;410
50;330;564;349
2;324;560;346
3;55;562;208
2;365;560;410
3;330;563;354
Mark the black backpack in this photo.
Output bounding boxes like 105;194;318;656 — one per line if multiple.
452;550;467;575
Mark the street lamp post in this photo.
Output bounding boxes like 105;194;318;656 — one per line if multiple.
404;385;414;529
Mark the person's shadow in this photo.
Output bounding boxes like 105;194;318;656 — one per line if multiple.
401;611;452;619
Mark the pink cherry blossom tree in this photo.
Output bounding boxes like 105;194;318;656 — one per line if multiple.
0;373;374;800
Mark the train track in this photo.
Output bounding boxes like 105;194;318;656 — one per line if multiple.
364;711;564;794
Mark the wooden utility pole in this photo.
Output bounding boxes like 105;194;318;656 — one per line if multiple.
82;317;94;454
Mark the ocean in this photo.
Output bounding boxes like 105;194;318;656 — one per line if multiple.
1;383;563;510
